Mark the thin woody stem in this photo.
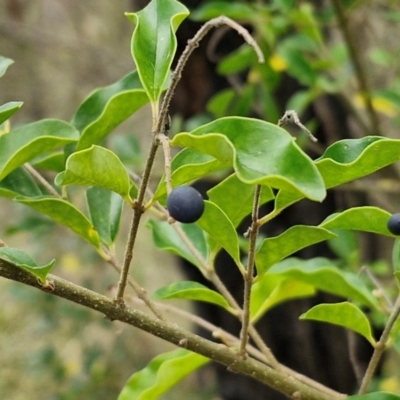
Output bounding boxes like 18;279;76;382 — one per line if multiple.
238;184;262;358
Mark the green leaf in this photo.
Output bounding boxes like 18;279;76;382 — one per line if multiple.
86;187;123;247
0;101;23;124
15;196;101;248
251;276;315;323
0;56;14;78
327;229;359;264
267;257;378;309
32;152;66;172
347;393;400;400
256;226;337;275
392;239;400;273
300;302;376;346
118;349;209;400
153;281;231;310
316;137;400;189
208;174;274;228
320;206;393;237
55;146;132;203
147;220;208;270
0;167;42;198
171;117;326;202
0;119;79;181
153;148;229;202
72;71;149;151
126;0;189;102
0;247;55;285
197;201;242;267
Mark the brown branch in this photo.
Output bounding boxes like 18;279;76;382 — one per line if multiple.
0;258;345;400
330;0;381;136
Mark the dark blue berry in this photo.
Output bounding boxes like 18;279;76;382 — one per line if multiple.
387;213;400;235
167;186;204;223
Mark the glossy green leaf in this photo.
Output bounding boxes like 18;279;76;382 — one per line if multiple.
153;148;229;203
0;56;14;78
267;258;378;309
0;119;79;181
316;137;400;189
256;226;337;275
86;187;123;246
147;220;208;270
118;349;209;400
251;276;315;323
171;117;326;202
72;71;149;151
153;281;231;310
0;101;23;124
347;393;400;400
300;302;376;346
0;167;42;198
0;247;55;285
197;201;242;267
55;146;131;202
208;174;274;228
126;0;189;102
320;206;393;237
15;196;101;248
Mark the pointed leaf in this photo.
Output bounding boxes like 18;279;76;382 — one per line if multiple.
55;146;131;202
73;71;149;151
316;136;400;188
348;393;400;400
320;206;393;237
267;258;378;309
0;101;23;124
208;174;274;228
118;349;209;400
153;148;228;202
147;220;208;270
300;302;376;346
197;201;242;267
15;196;101;248
0;56;14;78
153;281;231;310
86;187;123;246
171;117;326;201
0;247;55;285
256;226;337;275
0;119;79;180
126;0;189;102
0;167;42;198
251;276;315;323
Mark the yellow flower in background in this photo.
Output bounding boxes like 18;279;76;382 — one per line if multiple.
354;93;398;117
269;54;288;72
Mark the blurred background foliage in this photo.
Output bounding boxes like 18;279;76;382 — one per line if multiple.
1;0;400;399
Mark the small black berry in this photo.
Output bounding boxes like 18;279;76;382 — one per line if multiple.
167;186;205;223
387;213;400;235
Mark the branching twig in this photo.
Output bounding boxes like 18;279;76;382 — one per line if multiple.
115;16;264;302
358;294;400;394
239;184;262;358
0;258;345;400
24;163;62;198
155;16;264;138
106;251;167;322
278;110;318;142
